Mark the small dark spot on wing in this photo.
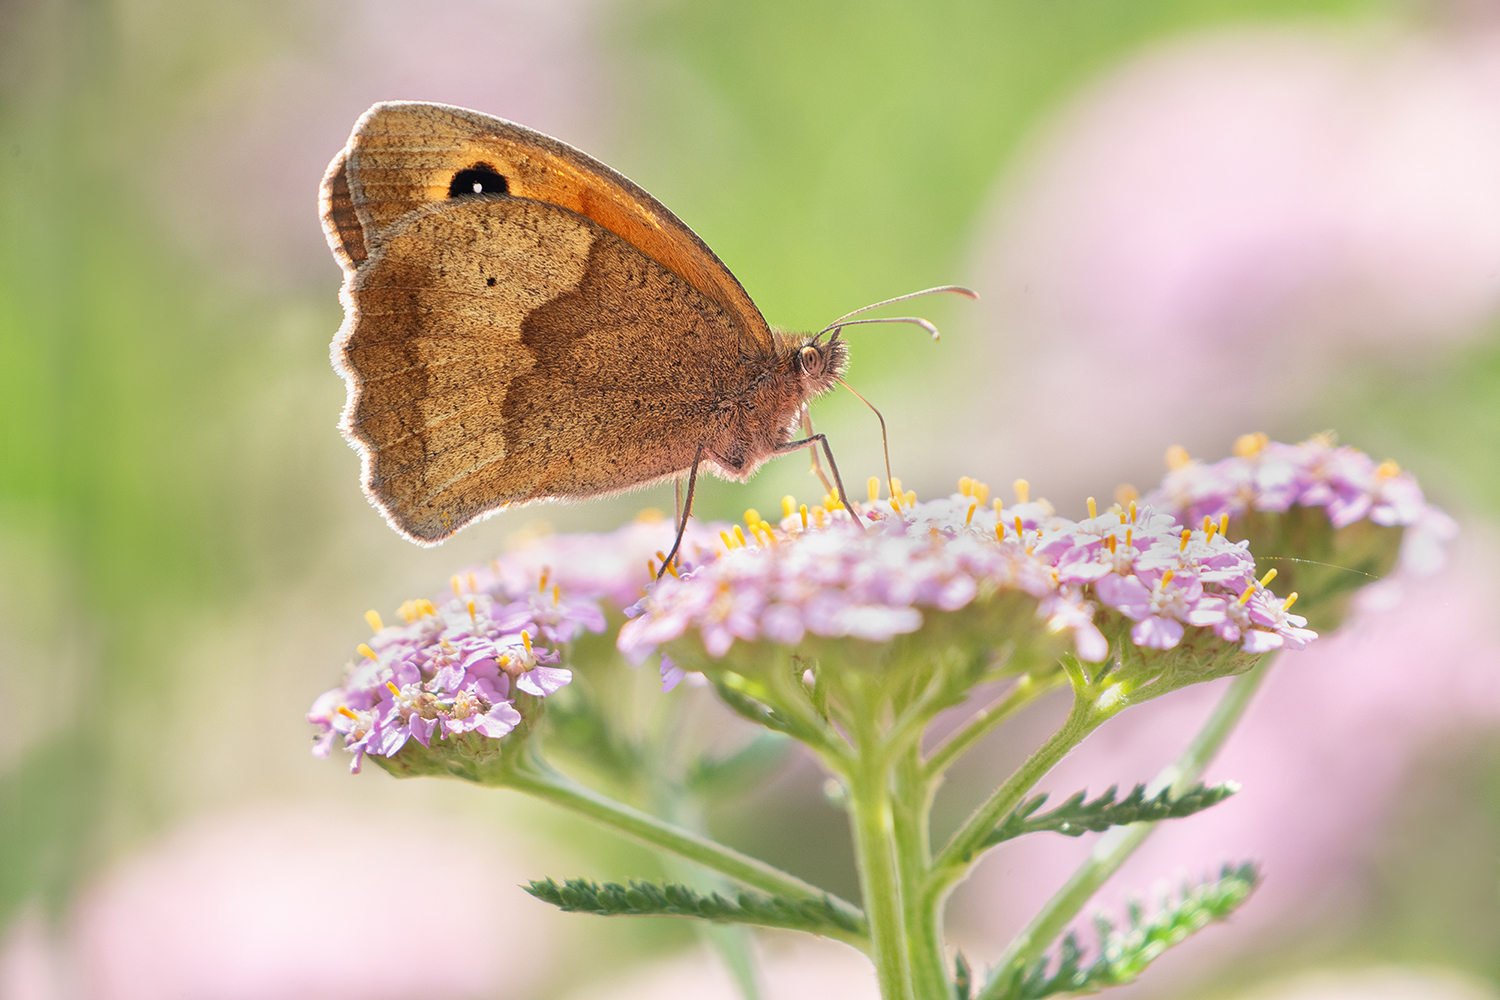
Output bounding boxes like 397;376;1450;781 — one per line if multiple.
448;164;509;198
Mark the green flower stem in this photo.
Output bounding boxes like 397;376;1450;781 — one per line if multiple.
923;670;1067;779
981;662;1271;996
506;756;869;947
893;745;952;1000
930;691;1104;887
847;717;914;999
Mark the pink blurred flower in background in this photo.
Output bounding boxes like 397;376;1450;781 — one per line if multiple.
559;937;878;1000
968;26;1500;495
0;805;565;1000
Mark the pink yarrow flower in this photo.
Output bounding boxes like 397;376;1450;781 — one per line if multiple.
1145;432;1457;573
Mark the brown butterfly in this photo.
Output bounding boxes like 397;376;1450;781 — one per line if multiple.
321;101;968;564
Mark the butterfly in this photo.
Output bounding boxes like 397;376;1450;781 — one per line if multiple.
321;101;968;565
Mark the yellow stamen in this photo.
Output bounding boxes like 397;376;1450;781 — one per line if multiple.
890;492;903;514
1259;568;1278;588
1233;432;1269;457
1013;478;1030;504
720;530;735;550
959;476;973;497
552;584;560;605
868;477;880;501
397;600;417;623
357;643;377;661
1107;534;1117;553
995;522;1005;542
965;501;977;527
635;507;664;523
1087;496;1097;519
1125;528;1133;548
646;557;656;578
760;521;777;545
1165;444;1192;470
1238;584;1256;605
744;509;760;529
386;681;401;697
904;490;916;507
799;504;808;528
417;599;436;618
466;598;476;623
364;609;383;633
1160;569;1175;588
337;706;359;720
1376;459;1401;478
733;525;748;547
537;569;551;594
1180;528;1191;552
521;631;532;653
451;574;463;596
813;506;827;528
1129;499;1137;524
974;482;990;506
1219;514;1229;536
665;561;680;579
1014;515;1024;539
1206;519;1218;540
782;495;797;518
467;572;477;592
1283;592;1299;610
889;476;903;498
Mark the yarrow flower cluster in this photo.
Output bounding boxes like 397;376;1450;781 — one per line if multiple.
308;518;699;772
619;478;1318;688
312;436;1453;769
1146;432;1456;575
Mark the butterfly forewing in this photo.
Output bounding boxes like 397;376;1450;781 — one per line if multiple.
323;102;773;353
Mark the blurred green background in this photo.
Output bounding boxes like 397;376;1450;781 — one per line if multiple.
3;0;1498;997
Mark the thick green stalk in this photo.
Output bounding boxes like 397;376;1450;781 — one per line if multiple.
847;725;914;999
981;663;1270;996
506;757;868;946
893;745;951;1000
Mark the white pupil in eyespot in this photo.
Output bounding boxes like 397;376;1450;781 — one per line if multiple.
472;182;484;193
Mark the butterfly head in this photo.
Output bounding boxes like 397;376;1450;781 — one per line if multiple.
793;334;849;398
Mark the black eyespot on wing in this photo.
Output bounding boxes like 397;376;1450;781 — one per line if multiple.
448;164;509;198
486;277;497;287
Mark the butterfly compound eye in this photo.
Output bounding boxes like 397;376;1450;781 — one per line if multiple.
798;344;824;376
448;164;509;198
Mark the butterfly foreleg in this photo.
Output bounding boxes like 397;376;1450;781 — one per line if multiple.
776;433;863;529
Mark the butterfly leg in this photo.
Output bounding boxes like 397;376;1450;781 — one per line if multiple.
776;433;864;528
800;408;836;497
657;443;705;581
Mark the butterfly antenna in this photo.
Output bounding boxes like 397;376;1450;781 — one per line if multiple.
814;285;977;342
835;376;894;502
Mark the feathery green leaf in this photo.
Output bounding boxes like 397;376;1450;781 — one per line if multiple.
981;862;1261;1000
525;877;867;940
984;781;1237;847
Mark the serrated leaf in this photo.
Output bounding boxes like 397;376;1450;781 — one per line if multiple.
525;877;867;941
980;863;1261;1000
984;782;1237;848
